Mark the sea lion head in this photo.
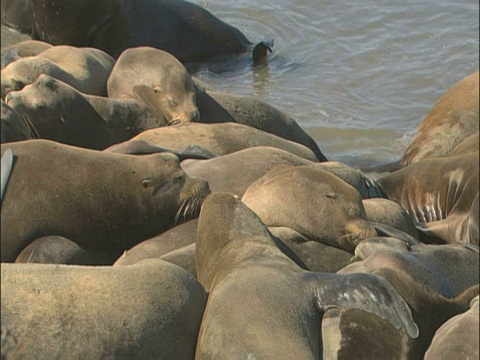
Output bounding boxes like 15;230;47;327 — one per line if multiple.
132;59;200;125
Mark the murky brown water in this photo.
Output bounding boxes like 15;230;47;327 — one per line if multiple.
190;0;479;166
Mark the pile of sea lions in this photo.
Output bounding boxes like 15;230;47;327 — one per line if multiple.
1;1;479;359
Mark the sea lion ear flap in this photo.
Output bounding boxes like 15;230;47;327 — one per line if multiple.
252;39;274;66
308;272;419;339
2;50;21;69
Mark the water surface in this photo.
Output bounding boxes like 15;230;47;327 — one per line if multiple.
190;0;479;166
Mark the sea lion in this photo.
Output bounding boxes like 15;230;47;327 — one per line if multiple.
31;0;273;64
105;140;216;161
107;47;199;125
5;75;166;149
1;259;207;359
1;45;115;98
268;226;355;273
195;192;418;359
130;122;320;161
181;146;312;197
363;198;420;239
352;237;479;298
15;235;118;265
1;148;13;204
195;90;326;161
447;131;479;157
424;296;479;360
0;140;210;262
307;161;385;199
1;40;52;68
330;238;480;359
1;24;31;49
400;71;479;167
1;0;33;34
113;219;199;267
377;153;479;244
241;165;377;252
1;99;37;143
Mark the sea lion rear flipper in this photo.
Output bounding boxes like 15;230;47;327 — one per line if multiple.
1;148;14;204
252;39;274;66
308;272;419;338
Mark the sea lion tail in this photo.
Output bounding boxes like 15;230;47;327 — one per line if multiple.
252;39;274;66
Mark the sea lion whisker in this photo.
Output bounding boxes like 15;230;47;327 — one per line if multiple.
175;198;188;224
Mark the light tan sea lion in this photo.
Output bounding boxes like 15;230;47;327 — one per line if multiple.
130;122;321;161
1;40;52;69
400;71;479;166
242;165;377;252
1;259;207;359
195;193;418;359
424;296;479;360
107;47;199;124
447;131;479;157
181;146;312;197
1;45;115;98
0;140;210;262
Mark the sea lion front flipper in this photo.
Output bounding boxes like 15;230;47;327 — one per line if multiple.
2;50;21;69
371;222;421;245
252;39;274;66
1;148;14;204
307;271;419;338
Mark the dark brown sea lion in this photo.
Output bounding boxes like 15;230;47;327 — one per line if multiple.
241;165;377;252
30;0;273;64
195;90;326;160
329;238;480;359
1;0;32;34
0;140;210;262
130;122;321;161
1;99;37;143
5;75;165;149
15;235;118;265
1;259;208;359
195;193;418;359
400;71;479;167
1;45;115;97
424;296;479;360
363;198;420;239
377;153;479;244
107;47;199;124
113;219;199;267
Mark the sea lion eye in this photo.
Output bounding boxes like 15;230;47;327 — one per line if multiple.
142;179;152;188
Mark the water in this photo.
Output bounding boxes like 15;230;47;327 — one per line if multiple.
189;0;479;166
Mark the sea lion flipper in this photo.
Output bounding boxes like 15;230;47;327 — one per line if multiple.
252;39;274;66
1;148;14;204
371;222;421;245
310;272;419;338
2;50;21;69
